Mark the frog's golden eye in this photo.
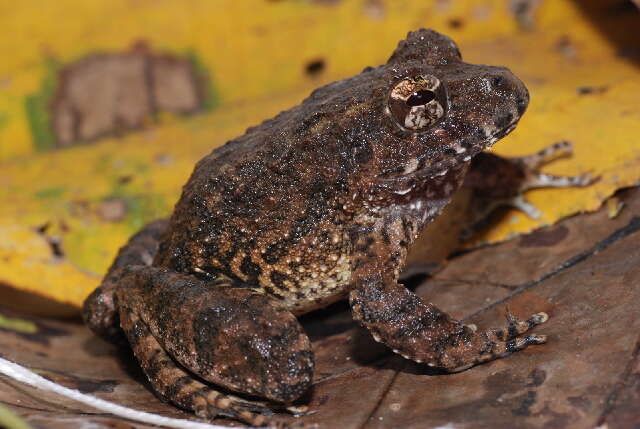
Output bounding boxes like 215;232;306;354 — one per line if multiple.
387;75;446;131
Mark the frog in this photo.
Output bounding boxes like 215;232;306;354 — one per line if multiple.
83;29;592;428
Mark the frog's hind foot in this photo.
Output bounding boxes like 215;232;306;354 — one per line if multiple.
119;300;307;428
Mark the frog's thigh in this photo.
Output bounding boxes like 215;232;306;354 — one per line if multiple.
119;304;291;427
116;266;314;406
83;219;169;342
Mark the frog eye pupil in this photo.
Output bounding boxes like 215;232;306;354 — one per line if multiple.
406;90;436;107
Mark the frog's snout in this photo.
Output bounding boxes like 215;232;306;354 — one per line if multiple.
517;91;529;116
481;67;530;137
493;66;530;117
513;76;530;117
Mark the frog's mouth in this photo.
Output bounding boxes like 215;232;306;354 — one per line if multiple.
376;118;520;189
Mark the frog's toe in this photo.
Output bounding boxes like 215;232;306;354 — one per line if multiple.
285;404;315;417
444;332;548;372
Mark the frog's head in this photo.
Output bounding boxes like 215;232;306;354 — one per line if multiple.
369;29;529;183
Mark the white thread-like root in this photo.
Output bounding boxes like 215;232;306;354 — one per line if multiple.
0;357;247;429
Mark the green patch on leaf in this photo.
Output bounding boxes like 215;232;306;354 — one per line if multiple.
0;404;32;429
122;193;168;231
0;313;38;334
186;50;219;111
34;187;66;200
24;59;59;151
63;192;170;276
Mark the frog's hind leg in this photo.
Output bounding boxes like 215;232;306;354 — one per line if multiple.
118;301;300;428
83;219;169;343
115;266;314;427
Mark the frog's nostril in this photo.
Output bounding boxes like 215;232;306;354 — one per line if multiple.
495;112;514;130
492;75;507;89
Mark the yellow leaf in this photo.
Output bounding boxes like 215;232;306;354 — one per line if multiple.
0;0;638;313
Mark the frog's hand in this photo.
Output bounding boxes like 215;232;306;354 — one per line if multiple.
83;219;168;343
464;141;595;220
348;231;547;371
115;266;313;427
350;278;548;371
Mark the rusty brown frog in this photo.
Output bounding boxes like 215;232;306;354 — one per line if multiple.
84;29;591;427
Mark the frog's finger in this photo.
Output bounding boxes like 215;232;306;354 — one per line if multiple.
444;333;548;373
514;141;598;191
486;312;549;342
508;195;542;219
523;172;596;190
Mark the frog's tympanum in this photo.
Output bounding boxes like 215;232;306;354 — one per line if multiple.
84;30;591;427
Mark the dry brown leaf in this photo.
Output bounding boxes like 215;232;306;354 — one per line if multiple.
2;188;639;428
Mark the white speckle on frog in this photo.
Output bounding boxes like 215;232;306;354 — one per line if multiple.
404;158;420;174
395;186;413;195
452;142;466;154
481;77;492;93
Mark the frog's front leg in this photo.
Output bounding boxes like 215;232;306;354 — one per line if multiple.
348;221;547;371
115;266;314;427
